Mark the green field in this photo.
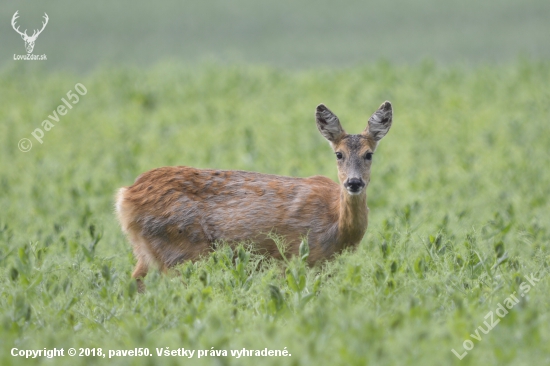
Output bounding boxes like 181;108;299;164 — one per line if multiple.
1;0;550;71
1;61;549;365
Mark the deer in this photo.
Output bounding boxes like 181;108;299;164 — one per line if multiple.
116;101;393;292
11;11;49;54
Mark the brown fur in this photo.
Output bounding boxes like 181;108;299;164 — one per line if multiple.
116;102;393;291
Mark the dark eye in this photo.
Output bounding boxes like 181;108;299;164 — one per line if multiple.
335;152;343;160
364;152;373;160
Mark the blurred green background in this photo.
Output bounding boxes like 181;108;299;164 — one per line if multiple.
1;0;549;71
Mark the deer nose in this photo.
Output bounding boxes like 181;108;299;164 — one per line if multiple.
344;178;365;193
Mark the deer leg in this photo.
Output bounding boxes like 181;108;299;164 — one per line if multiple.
132;258;149;293
125;229;157;293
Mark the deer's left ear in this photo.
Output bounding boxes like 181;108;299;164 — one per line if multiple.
363;101;392;143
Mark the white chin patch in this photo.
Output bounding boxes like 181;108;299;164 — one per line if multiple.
347;189;363;196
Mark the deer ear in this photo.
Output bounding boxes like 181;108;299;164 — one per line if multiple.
316;104;346;143
363;101;392;142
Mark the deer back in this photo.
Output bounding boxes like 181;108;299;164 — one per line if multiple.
117;166;343;263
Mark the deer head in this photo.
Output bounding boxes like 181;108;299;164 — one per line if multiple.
316;101;393;196
11;11;49;54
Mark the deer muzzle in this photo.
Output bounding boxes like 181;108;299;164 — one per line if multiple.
344;178;365;195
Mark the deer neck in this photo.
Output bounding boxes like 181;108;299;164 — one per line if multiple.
337;189;368;247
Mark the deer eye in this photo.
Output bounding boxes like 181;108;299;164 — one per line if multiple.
364;152;373;160
335;152;343;160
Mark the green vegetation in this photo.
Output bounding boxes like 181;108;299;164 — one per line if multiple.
1;60;549;365
2;0;550;71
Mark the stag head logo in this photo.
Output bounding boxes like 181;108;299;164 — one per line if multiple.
11;11;49;54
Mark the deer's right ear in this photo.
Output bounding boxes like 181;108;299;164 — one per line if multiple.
316;104;346;143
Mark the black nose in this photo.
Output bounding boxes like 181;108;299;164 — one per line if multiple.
345;178;365;192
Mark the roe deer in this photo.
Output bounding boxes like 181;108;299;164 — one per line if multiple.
116;101;392;291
